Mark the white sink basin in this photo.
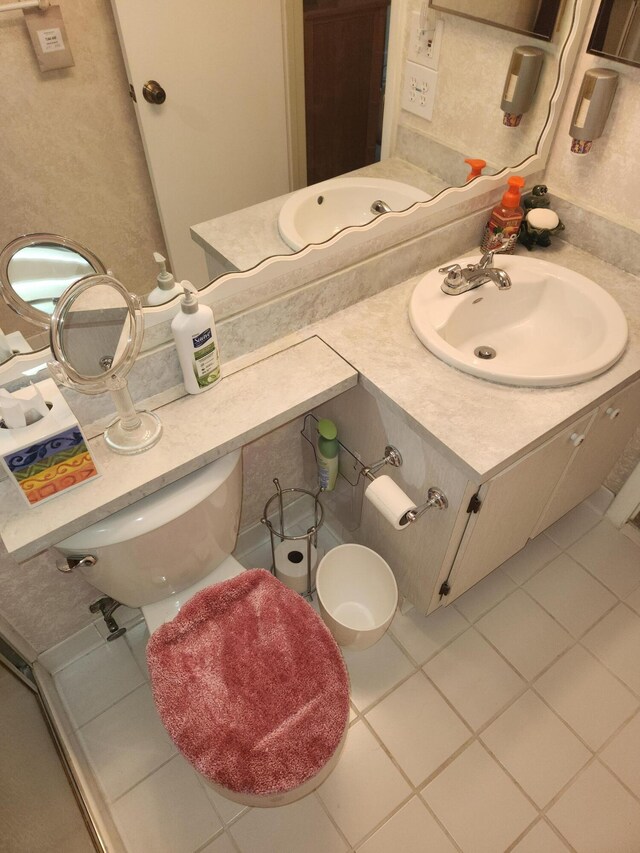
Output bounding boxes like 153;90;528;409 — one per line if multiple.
409;254;628;387
278;177;430;251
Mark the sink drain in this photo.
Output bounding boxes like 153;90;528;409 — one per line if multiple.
474;345;496;360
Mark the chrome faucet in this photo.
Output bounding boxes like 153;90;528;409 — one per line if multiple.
371;199;392;215
439;250;512;295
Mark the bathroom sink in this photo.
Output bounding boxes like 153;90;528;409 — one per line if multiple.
278;177;430;251
409;254;628;387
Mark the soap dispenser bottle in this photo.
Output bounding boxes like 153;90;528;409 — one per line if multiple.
146;253;184;306
481;176;525;254
171;282;221;394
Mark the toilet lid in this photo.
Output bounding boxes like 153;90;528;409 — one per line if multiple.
146;569;350;797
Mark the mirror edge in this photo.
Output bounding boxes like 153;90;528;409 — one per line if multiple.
0;0;594;382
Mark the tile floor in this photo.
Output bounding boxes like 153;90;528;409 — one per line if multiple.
45;498;640;853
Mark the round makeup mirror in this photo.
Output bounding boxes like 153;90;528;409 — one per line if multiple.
0;234;106;330
49;274;162;455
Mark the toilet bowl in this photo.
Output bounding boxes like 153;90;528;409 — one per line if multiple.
54;450;349;806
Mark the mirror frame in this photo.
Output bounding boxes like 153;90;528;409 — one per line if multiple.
0;0;594;384
49;275;144;391
0;233;107;331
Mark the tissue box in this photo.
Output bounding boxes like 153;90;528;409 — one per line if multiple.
0;379;99;507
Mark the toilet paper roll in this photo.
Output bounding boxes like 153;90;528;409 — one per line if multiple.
274;540;318;594
365;475;415;530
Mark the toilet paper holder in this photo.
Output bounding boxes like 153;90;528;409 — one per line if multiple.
301;413;447;528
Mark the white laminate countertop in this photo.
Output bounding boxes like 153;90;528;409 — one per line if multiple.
1;241;639;562
310;241;640;481
0;338;357;561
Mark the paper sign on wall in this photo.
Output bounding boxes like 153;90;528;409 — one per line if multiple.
24;5;74;72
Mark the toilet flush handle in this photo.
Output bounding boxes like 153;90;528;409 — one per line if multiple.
56;555;97;573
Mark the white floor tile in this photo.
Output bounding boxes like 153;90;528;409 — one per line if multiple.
582;604;640;695
601;712;640;799
535;645;638;749
481;691;590;807
201;782;249;825
627;584;640;615
569;519;640;598
79;684;176;801
38;624;104;674
499;534;561;586
511;819;571;852
422;742;537;853
230;794;347;853
547;761;640;853
389;604;467;665
357;797;457;853
317;720;411;846
125;622;150;680
55;637;145;727
423;628;524;730
476;589;572;680
585;486;615;515
342;634;415;712
453;568;516;623
366;672;470;785
524;553;617;637
112;754;221;853
199;834;237;853
544;502;601;548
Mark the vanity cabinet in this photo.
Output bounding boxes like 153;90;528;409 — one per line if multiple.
440;378;640;606
532;379;640;536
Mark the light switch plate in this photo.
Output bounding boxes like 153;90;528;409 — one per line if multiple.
407;13;444;71
401;61;438;121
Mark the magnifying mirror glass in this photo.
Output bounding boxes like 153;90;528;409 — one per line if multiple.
49;274;162;455
0;234;107;329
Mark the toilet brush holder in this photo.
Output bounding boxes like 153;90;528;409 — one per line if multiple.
261;478;324;600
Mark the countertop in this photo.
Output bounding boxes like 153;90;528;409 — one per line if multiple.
1;240;639;561
311;241;640;480
190;158;447;273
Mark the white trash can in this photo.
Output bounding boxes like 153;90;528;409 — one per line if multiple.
316;544;398;651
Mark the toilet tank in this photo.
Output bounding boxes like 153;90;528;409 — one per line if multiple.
54;449;243;608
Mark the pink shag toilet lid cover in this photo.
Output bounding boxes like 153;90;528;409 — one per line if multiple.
146;569;350;797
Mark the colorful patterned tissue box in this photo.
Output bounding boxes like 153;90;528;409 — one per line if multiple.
0;379;99;507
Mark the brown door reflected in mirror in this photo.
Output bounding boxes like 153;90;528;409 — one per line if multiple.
303;0;391;184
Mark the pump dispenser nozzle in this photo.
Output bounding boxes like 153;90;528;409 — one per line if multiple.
146;253;184;306
153;253;175;291
179;280;199;314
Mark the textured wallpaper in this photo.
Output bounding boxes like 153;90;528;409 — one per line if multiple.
0;0;166;309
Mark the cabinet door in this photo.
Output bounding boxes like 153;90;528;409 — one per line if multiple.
533;379;640;536
446;413;593;603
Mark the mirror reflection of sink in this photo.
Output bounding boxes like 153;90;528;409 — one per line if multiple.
278;177;430;251
409;255;629;387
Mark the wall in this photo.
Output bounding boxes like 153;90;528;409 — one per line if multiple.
0;0;166;307
545;5;640;231
390;3;568;184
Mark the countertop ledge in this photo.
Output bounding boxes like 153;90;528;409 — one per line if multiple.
2;241;640;562
0;337;357;561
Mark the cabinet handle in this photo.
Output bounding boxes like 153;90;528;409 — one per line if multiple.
569;432;585;446
605;407;621;420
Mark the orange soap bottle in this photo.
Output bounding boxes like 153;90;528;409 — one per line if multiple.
480;176;525;254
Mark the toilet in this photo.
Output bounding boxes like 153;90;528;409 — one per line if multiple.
54;449;350;806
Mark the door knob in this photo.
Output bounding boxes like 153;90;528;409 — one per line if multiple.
569;432;585;447
605;407;621;419
142;80;166;105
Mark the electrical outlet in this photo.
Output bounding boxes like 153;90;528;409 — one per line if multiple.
407;12;443;71
401;61;438;121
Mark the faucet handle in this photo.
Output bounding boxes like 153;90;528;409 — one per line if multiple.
438;263;463;284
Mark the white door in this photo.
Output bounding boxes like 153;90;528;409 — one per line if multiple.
109;1;292;285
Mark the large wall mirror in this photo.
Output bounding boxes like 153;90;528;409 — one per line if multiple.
429;0;563;40
1;0;587;376
588;0;640;66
